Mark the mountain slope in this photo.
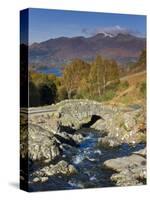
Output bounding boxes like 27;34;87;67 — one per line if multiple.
29;33;146;68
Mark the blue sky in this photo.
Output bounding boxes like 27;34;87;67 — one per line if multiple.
27;8;146;44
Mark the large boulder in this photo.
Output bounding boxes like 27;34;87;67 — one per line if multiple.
32;160;77;183
20;123;60;162
133;147;146;158
99;136;121;148
103;152;146;186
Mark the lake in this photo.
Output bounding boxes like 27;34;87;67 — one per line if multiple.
36;67;62;76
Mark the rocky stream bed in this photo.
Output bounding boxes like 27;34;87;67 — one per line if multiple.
20;100;146;191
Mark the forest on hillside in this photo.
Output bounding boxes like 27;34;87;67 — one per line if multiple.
29;49;146;107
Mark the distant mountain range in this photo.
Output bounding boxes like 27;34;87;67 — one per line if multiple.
29;33;146;69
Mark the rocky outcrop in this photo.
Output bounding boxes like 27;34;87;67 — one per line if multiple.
103;148;146;186
97;107;146;148
28;104;85;145
32;160;77;183
28;112;60;134
21;113;84;163
20;123;60;162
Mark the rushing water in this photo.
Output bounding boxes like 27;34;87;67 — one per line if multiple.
29;129;145;192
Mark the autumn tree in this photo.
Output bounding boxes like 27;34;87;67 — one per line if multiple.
57;86;68;101
107;59;120;84
89;55;106;96
62;59;90;99
88;55;119;97
29;55;120;103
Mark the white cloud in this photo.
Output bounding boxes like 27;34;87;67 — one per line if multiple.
81;25;142;37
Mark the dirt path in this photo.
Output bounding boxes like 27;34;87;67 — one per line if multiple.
120;70;146;84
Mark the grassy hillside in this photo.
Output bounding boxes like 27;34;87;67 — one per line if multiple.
110;70;146;106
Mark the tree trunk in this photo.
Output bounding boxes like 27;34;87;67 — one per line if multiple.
68;90;71;99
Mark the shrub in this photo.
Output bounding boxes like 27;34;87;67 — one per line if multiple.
140;81;146;97
97;89;116;102
118;81;129;90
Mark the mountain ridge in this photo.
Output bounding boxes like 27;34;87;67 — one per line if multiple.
29;33;146;68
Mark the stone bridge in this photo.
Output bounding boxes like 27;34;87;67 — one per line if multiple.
55;99;119;129
57;99;115;120
23;99;118;131
21;99;145;148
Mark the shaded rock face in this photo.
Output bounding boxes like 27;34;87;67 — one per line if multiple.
103;148;147;186
55;131;83;147
32;160;77;183
80;115;102;128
